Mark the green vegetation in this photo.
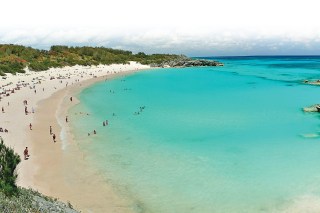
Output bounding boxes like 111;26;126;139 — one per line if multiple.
0;187;78;212
0;44;182;75
0;138;20;197
0;138;78;212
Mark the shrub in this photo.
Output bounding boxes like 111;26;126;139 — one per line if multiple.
0;138;21;196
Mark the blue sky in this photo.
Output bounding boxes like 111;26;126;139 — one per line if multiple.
1;0;320;56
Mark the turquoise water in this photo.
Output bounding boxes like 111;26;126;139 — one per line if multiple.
70;56;320;213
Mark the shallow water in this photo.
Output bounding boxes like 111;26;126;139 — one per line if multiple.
70;56;320;212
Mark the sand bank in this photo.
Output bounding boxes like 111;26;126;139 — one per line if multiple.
0;62;151;212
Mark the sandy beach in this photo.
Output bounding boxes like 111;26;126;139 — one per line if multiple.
0;62;151;212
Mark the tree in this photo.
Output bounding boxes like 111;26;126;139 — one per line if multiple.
0;44;182;74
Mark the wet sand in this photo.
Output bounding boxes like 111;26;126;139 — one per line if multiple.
0;63;151;212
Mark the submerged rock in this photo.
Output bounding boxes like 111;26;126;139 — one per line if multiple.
300;133;320;138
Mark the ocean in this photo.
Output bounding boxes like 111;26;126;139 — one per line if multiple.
69;56;320;212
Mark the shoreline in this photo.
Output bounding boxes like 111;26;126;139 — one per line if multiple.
0;62;152;212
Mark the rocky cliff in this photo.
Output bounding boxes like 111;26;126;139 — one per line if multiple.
150;56;223;68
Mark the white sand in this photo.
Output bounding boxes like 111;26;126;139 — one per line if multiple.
0;62;151;212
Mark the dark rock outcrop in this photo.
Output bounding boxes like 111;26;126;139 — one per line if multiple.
303;104;320;112
150;56;223;68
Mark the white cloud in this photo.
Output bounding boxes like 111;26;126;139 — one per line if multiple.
1;0;320;55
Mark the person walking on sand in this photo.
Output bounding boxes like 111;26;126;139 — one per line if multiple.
65;116;68;122
50;126;52;135
2;107;4;113
24;147;29;160
29;123;32;130
53;134;56;142
70;97;73;102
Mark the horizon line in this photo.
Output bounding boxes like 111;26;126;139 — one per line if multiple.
196;55;320;58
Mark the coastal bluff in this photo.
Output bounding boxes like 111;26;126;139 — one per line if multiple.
0;44;222;76
0;187;79;212
150;56;223;68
